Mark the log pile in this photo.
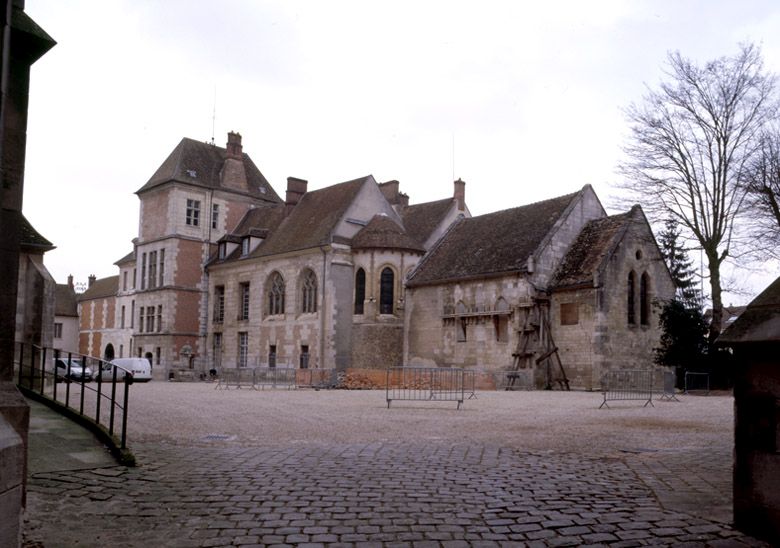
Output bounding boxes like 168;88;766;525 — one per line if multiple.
337;372;381;389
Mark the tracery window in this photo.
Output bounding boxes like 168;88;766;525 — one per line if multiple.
268;272;285;316
301;269;317;313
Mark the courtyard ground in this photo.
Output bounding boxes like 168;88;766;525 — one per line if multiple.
23;384;767;547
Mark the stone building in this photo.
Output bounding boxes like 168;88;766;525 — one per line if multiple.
403;186;674;389
53;276;79;354
718;276;780;545
15;216;56;352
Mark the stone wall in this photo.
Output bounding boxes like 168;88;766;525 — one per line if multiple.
351;323;404;369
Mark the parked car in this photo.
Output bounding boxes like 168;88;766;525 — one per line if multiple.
53;357;93;382
98;357;152;382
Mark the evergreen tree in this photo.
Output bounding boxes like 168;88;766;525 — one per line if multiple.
657;218;701;308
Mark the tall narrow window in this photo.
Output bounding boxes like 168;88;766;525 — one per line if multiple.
300;345;310;369
123;271;128;291
238;332;248;368
132;269;136;289
155;347;161;366
456;301;467;342
148;251;157;289
157;305;162;332
213;333;222;369
494;298;510;342
159;249;165;287
640;272;650;325
54;323;63;339
213;285;225;323
211;203;219;229
141;253;147;290
119;344;124;358
121;305;126;328
627;271;636;325
241;237;250;256
239;282;250;320
186;199;200;226
131;300;135;328
146;306;154;333
301;269;317;313
267;272;285;315
268;345;277;368
138;306;144;333
379;267;394;314
354;268;366;315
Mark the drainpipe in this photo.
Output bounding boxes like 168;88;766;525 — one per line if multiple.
319;246;327;369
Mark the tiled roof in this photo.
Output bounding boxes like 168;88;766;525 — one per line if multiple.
114;250;135;265
718;276;780;344
78;276;118;301
352;215;426;253
252;176;370;257
401;198;456;247
136;137;281;203
20;214;54;251
407;190;581;287
552;210;633;289
232;204;286;237
54;284;78;316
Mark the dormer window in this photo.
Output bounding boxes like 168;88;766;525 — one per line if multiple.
218;243;227;259
241;237;250;256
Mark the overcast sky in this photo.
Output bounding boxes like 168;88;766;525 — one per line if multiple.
23;0;780;303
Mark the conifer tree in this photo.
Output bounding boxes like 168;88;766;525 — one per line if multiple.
657;218;701;308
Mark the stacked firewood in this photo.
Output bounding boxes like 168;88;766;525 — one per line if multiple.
337;372;381;389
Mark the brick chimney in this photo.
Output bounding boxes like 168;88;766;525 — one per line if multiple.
285;177;308;214
67;274;73;288
226;131;243;159
453;178;466;211
88;274;96;287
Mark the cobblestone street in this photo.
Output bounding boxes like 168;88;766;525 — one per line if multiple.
22;388;769;547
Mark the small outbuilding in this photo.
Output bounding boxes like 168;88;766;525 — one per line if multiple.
718;275;780;545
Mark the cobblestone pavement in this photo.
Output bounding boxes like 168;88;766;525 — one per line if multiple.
24;440;768;547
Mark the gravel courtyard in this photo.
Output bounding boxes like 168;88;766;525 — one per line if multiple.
24;384;768;547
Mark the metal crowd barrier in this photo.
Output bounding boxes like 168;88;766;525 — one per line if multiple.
684;371;710;395
215;367;336;390
658;369;680;401
386;367;467;409
599;369;654;409
14;342;135;465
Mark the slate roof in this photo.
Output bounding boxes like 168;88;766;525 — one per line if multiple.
552;210;633;289
136;137;281;203
352;215;426;253
407;190;581;287
232;204;286;237
401;198;456;247
20;214;54;251
114;250;135;265
54;283;78;316
78;276;119;301
250;176;370;258
718;276;780;344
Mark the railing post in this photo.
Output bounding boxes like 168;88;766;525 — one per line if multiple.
79;356;86;416
52;349;59;402
121;374;131;449
109;363;118;436
95;359;102;426
65;352;71;408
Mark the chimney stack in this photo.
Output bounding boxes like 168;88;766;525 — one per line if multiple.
88;274;96;287
226;131;243;159
67;274;73;288
453;178;466;211
285;177;308;214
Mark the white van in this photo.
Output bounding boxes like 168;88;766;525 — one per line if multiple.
99;358;153;382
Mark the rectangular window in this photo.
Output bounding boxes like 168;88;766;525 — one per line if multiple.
560;303;579;326
138;306;144;333
300;345;310;369
156;347;161;366
242;237;250;256
494;315;509;342
146;306;154;333
457;319;467;342
238;332;248;368
119;344;124;358
186;199;201;226
213;285;225;323
131;300;135;328
268;345;276;368
239;282;250;320
212;203;219;229
132;269;136;289
123;271;128;291
54;322;63;339
121;305;126;328
159;249;165;287
148;251;157;289
141;252;147;290
157;305;162;333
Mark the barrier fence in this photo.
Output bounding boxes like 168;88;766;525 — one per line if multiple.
215;367;336;390
14;342;135;464
599;369;654;409
386;367;469;409
684;371;710;395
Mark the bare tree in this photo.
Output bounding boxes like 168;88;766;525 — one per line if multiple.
742;128;780;255
618;43;777;343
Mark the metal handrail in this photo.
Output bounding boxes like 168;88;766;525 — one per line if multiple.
14;342;135;464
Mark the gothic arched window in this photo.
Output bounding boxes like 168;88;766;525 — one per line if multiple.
301;269;317;313
354;268;365;315
379;267;394;314
627;271;636;325
267;272;285;316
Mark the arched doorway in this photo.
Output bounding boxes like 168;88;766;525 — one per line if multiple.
104;343;115;362
145;352;153;370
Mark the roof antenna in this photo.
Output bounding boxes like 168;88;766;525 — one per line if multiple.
210;85;217;145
